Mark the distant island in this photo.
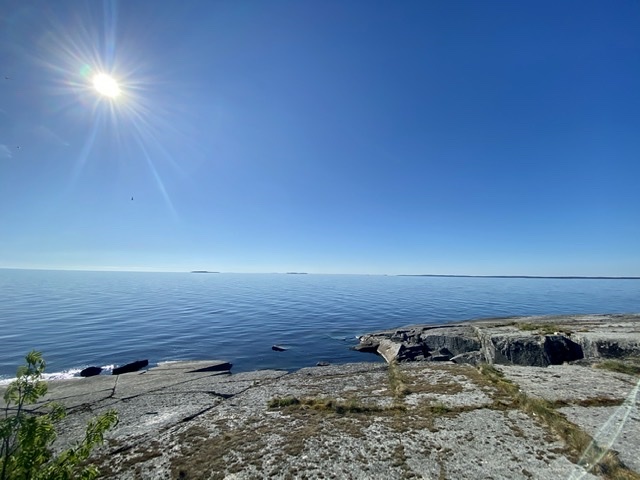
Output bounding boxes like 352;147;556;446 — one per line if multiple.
398;274;640;280
190;271;219;274
286;272;308;275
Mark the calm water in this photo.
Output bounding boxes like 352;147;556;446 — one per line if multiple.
1;269;639;380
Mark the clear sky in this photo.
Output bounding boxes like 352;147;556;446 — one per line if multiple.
0;1;638;275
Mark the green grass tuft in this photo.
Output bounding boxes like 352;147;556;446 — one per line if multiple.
516;323;572;336
594;360;640;377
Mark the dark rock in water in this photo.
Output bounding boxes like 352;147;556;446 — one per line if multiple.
80;366;103;377
113;359;149;375
272;345;287;352
316;361;330;367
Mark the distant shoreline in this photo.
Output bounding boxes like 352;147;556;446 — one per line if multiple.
2;268;639;278
398;274;640;280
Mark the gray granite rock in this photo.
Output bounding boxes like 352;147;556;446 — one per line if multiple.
357;313;640;366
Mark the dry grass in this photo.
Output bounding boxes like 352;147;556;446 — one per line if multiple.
388;361;411;398
170;419;269;480
268;395;404;414
551;397;625;408
595;360;640;377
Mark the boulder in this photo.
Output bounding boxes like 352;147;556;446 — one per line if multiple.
377;339;426;363
376;339;402;363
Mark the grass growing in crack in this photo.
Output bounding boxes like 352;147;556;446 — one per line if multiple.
268;396;404;414
595;360;640;377
478;364;520;402
478;364;640;480
388;361;411;398
516;322;572;336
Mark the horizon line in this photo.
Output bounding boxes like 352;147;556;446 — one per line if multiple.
1;267;639;280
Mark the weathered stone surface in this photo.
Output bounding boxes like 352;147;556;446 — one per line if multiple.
497;364;637;403
572;331;640;359
376;338;402;363
70;361;626;478
488;333;583;366
357;313;640;366
377;339;425;363
420;326;482;355
3;355;639;478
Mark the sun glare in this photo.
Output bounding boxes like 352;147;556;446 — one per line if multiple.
93;73;120;98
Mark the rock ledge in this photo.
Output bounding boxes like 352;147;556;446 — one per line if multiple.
356;313;640;366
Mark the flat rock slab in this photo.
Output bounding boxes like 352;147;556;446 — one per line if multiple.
497;364;637;403
0;376;119;412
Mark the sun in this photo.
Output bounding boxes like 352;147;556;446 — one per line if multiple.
92;73;121;98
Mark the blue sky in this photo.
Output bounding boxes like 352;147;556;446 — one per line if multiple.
0;1;638;275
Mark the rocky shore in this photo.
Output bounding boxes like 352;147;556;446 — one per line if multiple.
355;313;640;366
1;314;639;479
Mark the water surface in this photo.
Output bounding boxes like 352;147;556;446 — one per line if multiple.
1;269;638;379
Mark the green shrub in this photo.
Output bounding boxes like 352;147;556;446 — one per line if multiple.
0;351;118;480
